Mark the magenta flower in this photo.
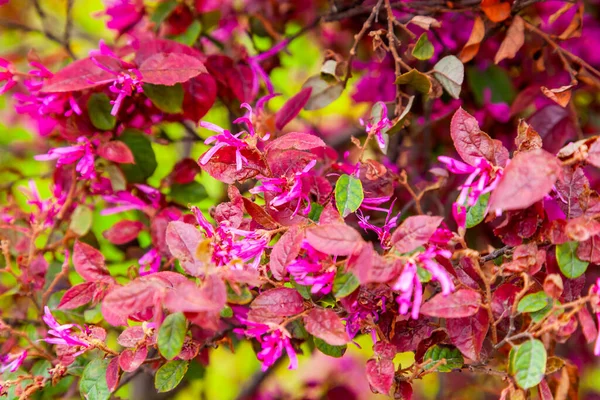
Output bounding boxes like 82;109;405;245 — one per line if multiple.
20;180;61;228
438;155;502;230
35;136;96;180
101;0;144;34
357;200;400;248
250;160;316;216
287;240;335;294
0;58;16;94
101;191;150;215
0;351;27;373
139;248;161;276
239;320;297;371
473;88;511;125
247;39;289;95
359;102;393;151
394;246;454;319
591;278;600;355
42;306;89;348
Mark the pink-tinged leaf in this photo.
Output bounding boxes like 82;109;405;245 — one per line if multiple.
396;382;414;400
391;319;434;353
528;105;576;154
265;132;326;153
319;203;344;225
151;207;182;257
420;289;481;318
102;220;144;245
274;88;312;130
305;224;364;256
119;346;147;372
450;107;498;166
538;378;553;400
138;53;207;85
106;357;120;392
267;149;318;178
164;277;226;313
165;221;204;276
200;147;269;184
270;226;304;280
446;308;489;360
182;73;217;122
373;341;397;359
489;149;562;213
366;358;395;394
391;215;443;253
134;39;206;65
117;326;146;348
97;141;135;164
58;282;98;309
578;307;598;344
347;242;374;284
41;56;123;93
303;308;350;346
577;234;600;263
588;139;600;168
102;272;187;326
248;287;304;323
556;166;588;218
565;216;600;241
73;241;112;282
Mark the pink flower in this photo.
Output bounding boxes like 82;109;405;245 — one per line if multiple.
0;58;17;94
35;137;96;180
139;248;161;276
101;190;150;215
20;180;61;228
287;241;335;294
360;102;393;151
357;200;400;249
0;351;27;373
248;40;289;95
473;88;511;125
591;279;600;355
438;156;502;230
42;306;89;348
250;160;316;216
239;320;297;371
101;0;144;33
393;246;454;319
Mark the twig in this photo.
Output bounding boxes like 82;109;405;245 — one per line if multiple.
63;0;75;57
30;0;76;59
480;245;513;263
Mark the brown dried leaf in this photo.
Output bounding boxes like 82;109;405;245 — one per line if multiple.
460;17;485;63
495;16;525;64
541;85;573;108
408;16;441;30
481;0;511;23
558;4;584;40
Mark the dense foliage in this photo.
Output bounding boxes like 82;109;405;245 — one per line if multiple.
1;0;600;398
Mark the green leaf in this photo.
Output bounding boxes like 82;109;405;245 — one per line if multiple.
143;83;184;114
417;266;432;283
433;55;464;99
88;93;116;131
412;33;434;60
31;360;52;379
158;313;187;360
556;241;589;279
80;359;110;400
465;192;490;228
512;339;547;390
151;0;178;26
291;276;312;300
307;203;323;222
118;129;158;183
335;174;364;218
173;20;202;46
395;69;432;94
169;182;207;205
69;205;92;236
530;299;561;323
517;292;550;313
423;345;464;372
226;284;253;305
220;306;233;318
302;75;344;110
154;360;189;393
466;65;515;106
314;337;347;358
333;270;359;299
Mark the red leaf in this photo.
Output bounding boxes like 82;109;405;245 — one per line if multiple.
117;326;145;348
73;241;112;282
119;346;147;372
102;220;144;245
556;166;588;218
266;131;326;153
491;283;521;319
170;158;202;184
305;224;363;256
397;382;414;400
248;287;304;323
242;198;278;230
420;289;481;318
391;215;443;253
303;308;350;346
577;234;600;263
528;105;576;154
151;207;182;257
138;53;207;85
102;272;187;326
164;277;226;313
97;141;135;164
489;149;562;213
366;358;394;394
578;307;598;344
165;221;204;276
134;39;206;65
270;226;304;280
41;56;123;93
274;88;312;130
58;282;97;309
588;139;600;168
266;149;317;178
450;107;500;166
538;378;553;400
200;146;269;184
446;308;489;360
106;357;120;392
182;73;217;122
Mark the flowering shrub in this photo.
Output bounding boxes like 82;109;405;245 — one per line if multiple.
1;0;600;399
